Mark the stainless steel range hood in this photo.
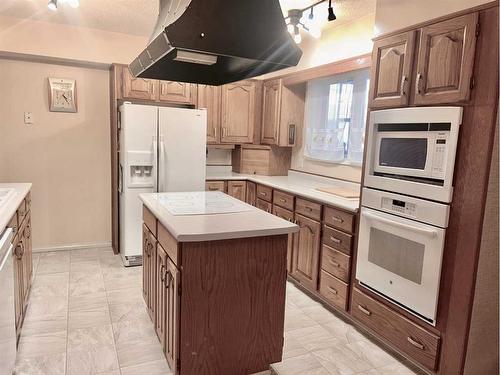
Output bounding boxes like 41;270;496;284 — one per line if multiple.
129;0;302;86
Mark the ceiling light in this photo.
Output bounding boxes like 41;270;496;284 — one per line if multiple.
328;0;336;21
47;0;57;11
67;0;80;8
293;27;301;44
287;23;294;34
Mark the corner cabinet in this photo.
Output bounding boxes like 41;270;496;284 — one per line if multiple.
369;12;478;108
220;81;257;144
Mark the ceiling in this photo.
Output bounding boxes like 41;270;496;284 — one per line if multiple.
0;0;375;37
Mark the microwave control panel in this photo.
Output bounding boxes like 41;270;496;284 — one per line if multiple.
381;197;417;217
431;136;448;179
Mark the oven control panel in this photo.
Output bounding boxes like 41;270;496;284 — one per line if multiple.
381;197;416;217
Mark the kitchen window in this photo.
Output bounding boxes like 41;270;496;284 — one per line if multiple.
304;69;370;164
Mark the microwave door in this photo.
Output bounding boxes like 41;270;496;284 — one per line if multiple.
356;207;446;324
374;132;434;179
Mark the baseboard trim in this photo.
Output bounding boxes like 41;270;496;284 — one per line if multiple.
33;242;112;253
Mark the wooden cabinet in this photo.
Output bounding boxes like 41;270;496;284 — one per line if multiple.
414;13;478;105
164;257;179;371
256;184;273;203
13;235;24;331
221;81;256;143
122;66;158;101
197;85;221;143
155;244;167;349
369;13;478;108
319;270;348;310
227;181;247;201
256;198;272;213
273;190;294;211
261;79;305;147
159;81;195;104
369;31;416;109
272;205;294;274
291;213;321;290
205;180;226;192
246;182;256;206
142;225;157;322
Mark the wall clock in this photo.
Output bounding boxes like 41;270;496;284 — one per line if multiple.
48;78;77;113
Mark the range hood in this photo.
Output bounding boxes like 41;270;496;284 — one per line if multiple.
129;0;303;86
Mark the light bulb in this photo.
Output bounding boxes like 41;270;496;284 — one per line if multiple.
48;0;57;11
294;32;302;44
287;23;294;34
67;0;79;8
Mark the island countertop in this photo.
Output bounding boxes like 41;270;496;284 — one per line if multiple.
140;191;299;242
0;183;32;232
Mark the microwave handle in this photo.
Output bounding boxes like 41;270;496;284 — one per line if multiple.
363;210;438;238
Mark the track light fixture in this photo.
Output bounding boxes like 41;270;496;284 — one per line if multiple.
47;0;57;11
47;0;80;11
284;0;335;44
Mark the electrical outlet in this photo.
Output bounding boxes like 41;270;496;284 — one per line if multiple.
24;112;34;125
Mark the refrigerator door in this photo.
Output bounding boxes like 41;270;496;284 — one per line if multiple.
158;107;207;192
119;103;158;265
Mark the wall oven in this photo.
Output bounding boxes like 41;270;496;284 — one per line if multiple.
356;188;449;325
364;107;462;203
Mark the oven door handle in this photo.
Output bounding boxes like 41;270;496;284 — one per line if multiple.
363;210;438;237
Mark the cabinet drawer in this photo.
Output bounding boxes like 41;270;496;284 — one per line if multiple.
323;206;355;234
273;190;294;211
319;270;348;310
158;223;179;266
351;288;440;370
256;198;272;213
143;206;157;237
295;198;321;221
272;205;294;222
205;180;226;192
322;225;352;255
256;185;273;202
321;245;350;283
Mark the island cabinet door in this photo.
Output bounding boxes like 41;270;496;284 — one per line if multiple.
272;205;294;274
165;258;180;373
246;181;256;206
155;245;167;349
142;225;149;304
13;237;25;331
291;213;321;291
22;218;33;308
227;181;247;202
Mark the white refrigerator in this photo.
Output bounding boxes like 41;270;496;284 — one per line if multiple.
119;103;207;266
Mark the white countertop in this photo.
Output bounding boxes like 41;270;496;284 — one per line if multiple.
0;183;32;232
206;168;360;212
140;191;299;242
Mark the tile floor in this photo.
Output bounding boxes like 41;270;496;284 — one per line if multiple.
14;248;417;375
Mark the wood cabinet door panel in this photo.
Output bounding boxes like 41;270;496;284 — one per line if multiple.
155;245;167;350
319;270;348;310
227;181;247;201
369;31;416;109
261;80;281;145
221;81;255;143
159;81;194;104
291;214;321;290
205;180;226;192
122;67;157;101
256;198;272;213
321;244;350;283
323;206;355;234
246;181;256;206
256;184;273;203
198;84;221;143
272;205;294;274
165;258;179;372
142;225;149;304
414;13;478;104
13;237;24;331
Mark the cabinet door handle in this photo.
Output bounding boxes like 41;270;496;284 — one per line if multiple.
259;192;267;196
330;236;341;244
160;264;165;282
305;206;313;211
329;259;340;267
358;305;372;316
164;270;172;287
407;336;425;350
327;286;338;295
400;75;407;96
416;73;423;95
331;216;344;223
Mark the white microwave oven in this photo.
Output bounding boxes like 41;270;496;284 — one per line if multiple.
364;107;462;203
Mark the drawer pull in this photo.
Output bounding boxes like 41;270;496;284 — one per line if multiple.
279;198;286;203
329;259;340;267
259;192;267;196
331;216;344;223
327;286;338;295
407;336;425;350
208;187;219;191
330;236;341;244
358;305;372;316
305;206;313;211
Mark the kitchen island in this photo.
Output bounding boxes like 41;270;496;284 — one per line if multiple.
139;191;298;375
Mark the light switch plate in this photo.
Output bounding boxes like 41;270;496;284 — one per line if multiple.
24;112;34;125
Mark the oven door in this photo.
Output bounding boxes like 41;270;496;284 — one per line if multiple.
356;207;445;325
373;131;435;179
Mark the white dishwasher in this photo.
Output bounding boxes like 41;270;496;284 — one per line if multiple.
0;227;16;374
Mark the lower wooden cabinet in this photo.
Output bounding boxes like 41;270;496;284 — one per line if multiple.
246;182;256;206
318;270;348;310
256;198;272;213
205;180;226;193
142;225;157;322
291;213;321;290
227;181;247;201
272;205;294;274
155;244;167;349
164;257;179;371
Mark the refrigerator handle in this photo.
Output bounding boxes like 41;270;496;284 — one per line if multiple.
118;164;123;194
152;136;158;192
158;136;166;192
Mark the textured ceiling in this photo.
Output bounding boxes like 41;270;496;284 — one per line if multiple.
0;0;375;37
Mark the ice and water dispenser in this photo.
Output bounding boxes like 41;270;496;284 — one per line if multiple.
125;151;154;188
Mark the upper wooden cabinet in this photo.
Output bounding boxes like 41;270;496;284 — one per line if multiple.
261;79;305;147
197;84;221;143
221;81;257;143
414;13;478;105
122;66;157;101
159;81;196;104
369;31;416;109
369;13;479;108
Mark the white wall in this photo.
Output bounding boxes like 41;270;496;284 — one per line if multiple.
0;59;111;250
374;0;493;36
